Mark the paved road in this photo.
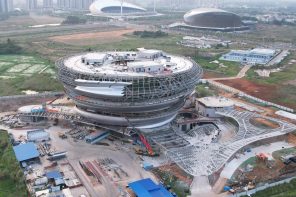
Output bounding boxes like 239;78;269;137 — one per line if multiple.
266;50;289;67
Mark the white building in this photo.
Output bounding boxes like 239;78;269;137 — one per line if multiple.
27;129;50;142
196;97;234;118
89;0;146;16
220;48;277;65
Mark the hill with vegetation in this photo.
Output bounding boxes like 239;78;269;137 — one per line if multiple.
0;130;27;197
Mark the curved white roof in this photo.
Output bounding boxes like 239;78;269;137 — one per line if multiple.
90;0;146;15
197;97;234;108
184;8;232;18
63;50;194;77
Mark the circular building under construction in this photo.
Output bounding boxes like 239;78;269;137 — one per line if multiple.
56;48;202;128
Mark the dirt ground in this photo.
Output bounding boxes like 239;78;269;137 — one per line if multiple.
0;96;56;112
250;117;280;129
49;29;136;46
217;78;277;99
216;78;296;109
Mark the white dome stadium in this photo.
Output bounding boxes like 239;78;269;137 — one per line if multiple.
90;0;146;15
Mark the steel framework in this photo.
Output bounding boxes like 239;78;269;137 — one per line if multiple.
56;51;203;127
150;109;296;176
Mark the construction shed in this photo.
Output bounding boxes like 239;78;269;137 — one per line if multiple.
13;142;39;162
128;178;174;197
46;171;63;180
27;129;50;142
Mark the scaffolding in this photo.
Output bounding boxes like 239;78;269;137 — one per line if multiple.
56;51;203;127
151;109;296;176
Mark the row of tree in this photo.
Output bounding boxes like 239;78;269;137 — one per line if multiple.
133;30;168;38
0;39;22;55
0;131;27;195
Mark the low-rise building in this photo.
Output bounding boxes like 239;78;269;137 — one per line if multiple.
196;97;234;118
27;129;50;142
220;48;278;65
128;178;174;197
13;142;39;163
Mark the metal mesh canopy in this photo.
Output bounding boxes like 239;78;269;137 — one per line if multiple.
148;109;296;176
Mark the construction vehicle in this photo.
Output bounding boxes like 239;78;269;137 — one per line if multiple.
126;118;159;157
134;147;159;157
58;132;67;139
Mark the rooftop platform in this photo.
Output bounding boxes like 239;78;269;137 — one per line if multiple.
128;178;173;197
62;49;194;77
13;142;39;162
197;96;234;108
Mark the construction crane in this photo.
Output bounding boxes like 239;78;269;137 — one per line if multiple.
125;118;157;156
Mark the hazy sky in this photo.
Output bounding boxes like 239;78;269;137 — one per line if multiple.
12;0;296;9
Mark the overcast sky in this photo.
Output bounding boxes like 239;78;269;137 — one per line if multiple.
13;0;296;9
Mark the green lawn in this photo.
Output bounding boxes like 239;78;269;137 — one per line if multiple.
245;52;296;85
0;54;63;96
194;56;241;77
0;130;27;197
243;52;296;108
242;179;296;197
0;54;55;77
272;147;296;160
0;73;63;96
92;34;197;56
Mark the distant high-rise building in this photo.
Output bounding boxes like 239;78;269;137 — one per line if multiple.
27;0;37;10
0;0;13;13
71;0;83;10
57;0;94;10
82;0;95;9
43;0;53;8
57;0;71;9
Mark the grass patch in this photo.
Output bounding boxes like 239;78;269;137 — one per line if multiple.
92;34;194;55
241;178;296;197
152;168;191;197
196;84;215;97
0;130;27;197
0;54;61;96
272;147;296;160
0;74;63;96
0;54;54;75
246;52;296;85
193;56;241;77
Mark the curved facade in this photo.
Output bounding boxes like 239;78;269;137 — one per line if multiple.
57;49;202;128
184;8;245;30
89;0;146;15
